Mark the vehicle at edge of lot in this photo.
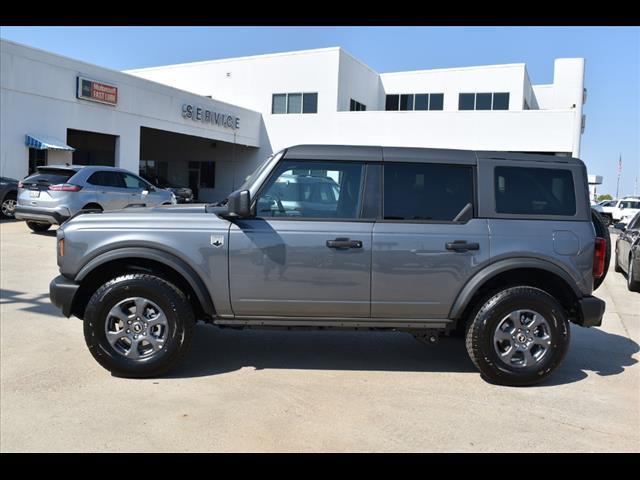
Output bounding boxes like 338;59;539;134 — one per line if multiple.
49;145;608;386
1;176;19;219
14;165;176;232
140;173;194;204
593;197;640;225
614;212;640;292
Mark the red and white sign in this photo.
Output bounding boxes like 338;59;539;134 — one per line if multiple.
77;77;118;106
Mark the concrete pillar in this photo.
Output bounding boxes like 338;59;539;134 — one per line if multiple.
115;130;140;173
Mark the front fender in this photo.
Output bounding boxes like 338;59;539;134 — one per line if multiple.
75;247;215;316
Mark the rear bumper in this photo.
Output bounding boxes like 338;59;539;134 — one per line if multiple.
15;205;70;225
50;275;80;318
575;295;606;327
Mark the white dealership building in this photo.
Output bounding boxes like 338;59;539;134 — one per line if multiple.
1;38;588;202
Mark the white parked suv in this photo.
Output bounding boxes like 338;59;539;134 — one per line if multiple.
593;197;640;225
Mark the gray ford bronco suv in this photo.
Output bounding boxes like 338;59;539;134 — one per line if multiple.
49;145;609;386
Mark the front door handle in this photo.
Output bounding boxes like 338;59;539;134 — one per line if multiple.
326;238;363;249
445;240;480;252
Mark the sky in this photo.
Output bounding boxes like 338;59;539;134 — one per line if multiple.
1;26;638;197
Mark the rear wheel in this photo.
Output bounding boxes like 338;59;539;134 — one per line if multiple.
465;286;570;386
591;209;611;290
83;274;195;378
26;221;51;232
1;193;17;219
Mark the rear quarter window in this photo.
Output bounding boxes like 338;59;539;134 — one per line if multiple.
495;166;576;216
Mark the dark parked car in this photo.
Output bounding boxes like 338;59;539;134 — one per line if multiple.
1;176;19;219
614;212;640;292
140;173;194;204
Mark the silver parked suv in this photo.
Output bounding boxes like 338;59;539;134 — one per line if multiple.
15;165;176;232
49;146;609;386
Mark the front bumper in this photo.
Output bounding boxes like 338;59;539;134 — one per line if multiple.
15;205;70;225
575;295;606;327
50;275;80;318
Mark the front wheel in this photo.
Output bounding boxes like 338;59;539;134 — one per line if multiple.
26;221;51;232
465;286;570;386
83;274;195;378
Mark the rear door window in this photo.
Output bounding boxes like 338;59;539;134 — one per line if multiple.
87;171;125;188
383;163;474;221
495;167;576;216
22;168;75;187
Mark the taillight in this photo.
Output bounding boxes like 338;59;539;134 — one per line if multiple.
49;183;82;192
593;237;606;279
58;238;65;257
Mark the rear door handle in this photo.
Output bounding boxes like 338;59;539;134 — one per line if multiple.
326;237;363;249
445;240;480;252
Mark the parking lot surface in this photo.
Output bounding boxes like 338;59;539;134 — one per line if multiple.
1;219;638;452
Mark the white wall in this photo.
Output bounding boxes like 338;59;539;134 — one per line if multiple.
0;39;261;180
128;48;342;115
379;64;528;111
262;110;577;154
336;50;382;111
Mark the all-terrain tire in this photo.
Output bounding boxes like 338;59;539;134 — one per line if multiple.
26;221;51;232
465;286;570;387
591;209;611;290
83;274;195;378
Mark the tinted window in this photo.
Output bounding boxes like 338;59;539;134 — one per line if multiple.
475;93;492;110
384;163;474;221
495;167;576;216
272;94;286;114
302;93;318;114
493;92;510;110
459;93;475;110
400;94;414;111
23;168;74;186
628;213;640;229
87;171;125;188
620;201;640;209
385;94;399;111
256;160;365;219
287;93;302;114
429;93;444;110
414;94;428;110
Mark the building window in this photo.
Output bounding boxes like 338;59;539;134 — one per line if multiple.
385;94;399;111
272;94;287;114
492;92;510;110
399;94;414;111
188;161;216;188
386;93;444;111
459;92;510;110
272;92;318;114
350;99;367;111
429;93;444;110
28;148;47;175
414;94;428;110
459;93;475;110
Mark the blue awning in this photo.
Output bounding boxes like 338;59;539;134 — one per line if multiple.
25;134;75;151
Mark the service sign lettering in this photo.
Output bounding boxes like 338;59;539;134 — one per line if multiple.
77;77;118;106
182;104;240;130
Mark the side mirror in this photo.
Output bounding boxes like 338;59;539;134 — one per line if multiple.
614;223;626;231
226;189;252;218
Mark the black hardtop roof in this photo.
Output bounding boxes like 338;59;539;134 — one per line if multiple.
283;145;584;166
